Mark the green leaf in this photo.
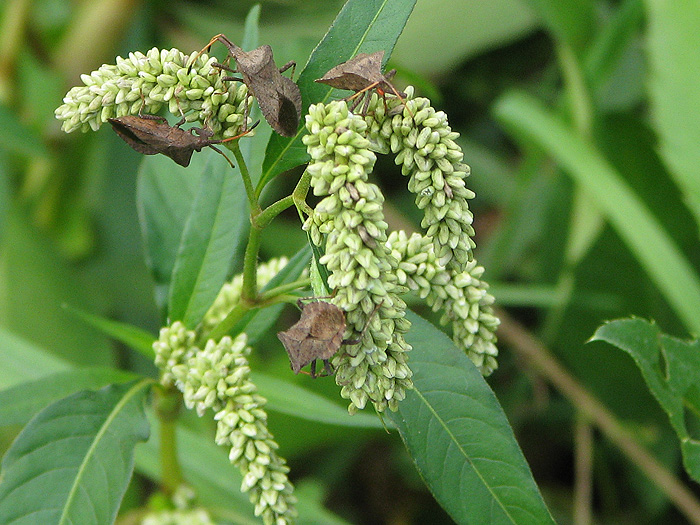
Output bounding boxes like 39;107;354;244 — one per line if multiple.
0;380;151;524
168;154;248;327
244;245;311;344
0;326;71;390
254;372;385;429
645;0;700;225
260;0;417;186
523;0;595;53
387;311;554;524
591;318;700;483
63;304;155;359
584;0;644;95
0;367;138;426
0;104;48;158
494;91;700;335
235;5;270;224
137;153;203;314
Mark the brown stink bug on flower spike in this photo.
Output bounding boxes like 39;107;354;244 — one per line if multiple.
191;34;302;137
277;299;380;378
108;111;258;168
315;50;410;116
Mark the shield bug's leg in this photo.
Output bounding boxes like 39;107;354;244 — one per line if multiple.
203;120;260;169
278;60;296;79
187;33;226;73
213;61;242;81
321;359;334;377
342;301;383;346
134;90;168;123
309;358;334;378
348;93;365;113
170;98;188;128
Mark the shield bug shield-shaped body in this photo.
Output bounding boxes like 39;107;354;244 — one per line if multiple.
108;114;255;168
277;299;382;377
196;34;302;137
277;300;346;377
315;50;407;115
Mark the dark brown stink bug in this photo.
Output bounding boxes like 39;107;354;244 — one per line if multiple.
277;299;381;377
315;50;407;115
108;113;256;168
193;34;302;137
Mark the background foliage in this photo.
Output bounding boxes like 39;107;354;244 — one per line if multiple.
1;0;699;523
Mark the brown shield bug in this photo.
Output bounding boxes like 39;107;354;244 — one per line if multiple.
315;50;407;115
277;299;381;377
108;114;257;168
193;34;302;137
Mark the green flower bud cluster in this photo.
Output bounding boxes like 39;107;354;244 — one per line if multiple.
302;100;413;414
55;47;251;139
202;257;290;333
153;319;196;387
141;485;214;525
387;231;499;375
365;87;476;272
153;323;297;524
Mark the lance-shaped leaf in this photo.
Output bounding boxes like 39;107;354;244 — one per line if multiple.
0;380;151;524
388;311;554;524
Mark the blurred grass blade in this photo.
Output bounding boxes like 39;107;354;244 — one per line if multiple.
388;311;555;524
254;372;385;428
260;0;417;186
0;367;138;426
584;0;644;92
524;0;595;53
0;380;151;524
0;327;71;389
63;304;155;359
645;0;700;225
494;91;700;335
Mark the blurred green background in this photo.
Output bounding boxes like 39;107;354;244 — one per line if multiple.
2;0;699;523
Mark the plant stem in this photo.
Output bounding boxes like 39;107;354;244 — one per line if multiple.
255;195;294;229
210;145;311;340
254;167;312;229
154;385;182;495
230;141;261;214
573;417;593;525
240;221;261;303
207;302;252;341
260;278;311;301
